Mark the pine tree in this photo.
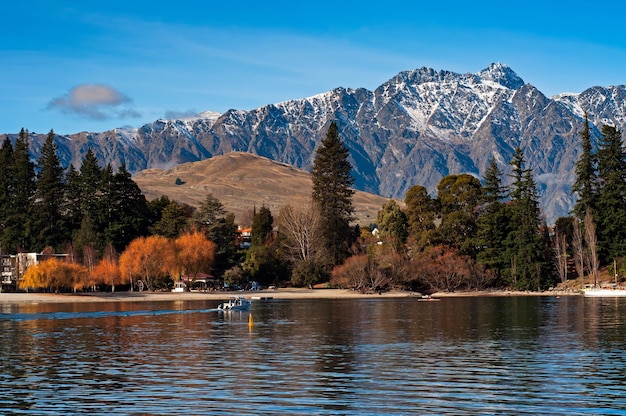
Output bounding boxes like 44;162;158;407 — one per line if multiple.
32;130;68;252
596;125;626;262
572;113;597;219
102;163;150;253
0;137;14;252
506;148;549;290
251;205;273;246
191;193;239;277
6;129;36;251
311;121;355;265
476;157;511;281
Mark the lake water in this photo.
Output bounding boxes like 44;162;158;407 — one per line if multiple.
1;296;625;415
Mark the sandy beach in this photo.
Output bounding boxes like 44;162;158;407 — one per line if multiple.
0;287;580;304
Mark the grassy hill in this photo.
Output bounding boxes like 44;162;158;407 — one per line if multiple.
133;152;394;226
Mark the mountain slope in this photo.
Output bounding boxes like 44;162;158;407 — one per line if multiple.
3;63;625;223
133;152;391;225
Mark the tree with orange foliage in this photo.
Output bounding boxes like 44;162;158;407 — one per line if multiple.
173;231;216;288
19;257;89;292
119;235;174;291
91;259;123;292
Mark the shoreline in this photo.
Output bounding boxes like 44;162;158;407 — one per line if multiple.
0;288;581;304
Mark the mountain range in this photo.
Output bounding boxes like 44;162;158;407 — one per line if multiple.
3;63;626;223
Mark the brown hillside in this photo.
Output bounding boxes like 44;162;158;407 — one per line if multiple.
133;152;393;225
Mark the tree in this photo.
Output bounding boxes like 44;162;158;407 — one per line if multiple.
572;113;597;219
173;231;216;285
150;199;190;238
376;200;408;252
476;158;511;281
404;185;437;248
311;121;356;265
119;235;174;291
279;201;325;261
191;193;239;277
432;174;482;255
584;210;599;288
5;128;36;251
103;164;150;252
32;130;67;252
595;125;626;263
0;137;13;252
506;148;550;290
251;205;273;246
90;258;122;292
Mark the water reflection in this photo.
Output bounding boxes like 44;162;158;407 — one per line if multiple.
1;296;625;415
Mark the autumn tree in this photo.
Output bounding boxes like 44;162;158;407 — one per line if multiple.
173;231;216;286
311;121;356;266
119;235;174;291
19;257;88;292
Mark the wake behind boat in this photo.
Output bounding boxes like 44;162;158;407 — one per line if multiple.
217;296;251;311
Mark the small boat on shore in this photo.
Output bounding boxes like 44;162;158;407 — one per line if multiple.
583;285;626;297
217;296;251;311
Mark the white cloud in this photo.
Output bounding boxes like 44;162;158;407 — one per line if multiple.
47;84;141;120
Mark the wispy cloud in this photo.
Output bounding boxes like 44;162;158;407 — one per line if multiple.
46;84;141;120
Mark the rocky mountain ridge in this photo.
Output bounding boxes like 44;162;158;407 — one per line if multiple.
3;63;626;223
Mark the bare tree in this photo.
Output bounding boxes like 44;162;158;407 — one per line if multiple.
553;230;569;283
278;199;325;264
572;220;585;285
584;210;599;288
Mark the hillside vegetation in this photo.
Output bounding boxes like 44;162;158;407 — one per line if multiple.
133;152;393;225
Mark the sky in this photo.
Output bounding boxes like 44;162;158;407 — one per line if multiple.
2;1;626;135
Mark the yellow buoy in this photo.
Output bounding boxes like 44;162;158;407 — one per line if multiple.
248;313;254;328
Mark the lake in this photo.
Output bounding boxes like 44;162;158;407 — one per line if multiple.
1;296;625;415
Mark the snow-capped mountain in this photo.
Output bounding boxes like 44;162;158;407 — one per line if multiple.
4;63;625;223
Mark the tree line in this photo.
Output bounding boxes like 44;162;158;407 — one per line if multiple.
3;117;625;293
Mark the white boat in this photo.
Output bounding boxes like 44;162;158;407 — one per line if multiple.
583;285;626;297
217;296;251;311
171;281;186;293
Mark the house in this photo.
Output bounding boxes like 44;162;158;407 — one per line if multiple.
1;252;69;291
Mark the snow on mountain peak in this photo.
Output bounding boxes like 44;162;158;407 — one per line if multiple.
477;63;525;90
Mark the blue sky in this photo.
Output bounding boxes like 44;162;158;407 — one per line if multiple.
2;1;626;135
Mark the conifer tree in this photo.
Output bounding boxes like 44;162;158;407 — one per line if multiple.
572;113;597;219
404;185;437;247
476;157;511;281
376;199;409;252
191;193;239;277
506;148;549;290
32;130;67;251
6;128;36;251
0;137;13;252
311;121;355;265
595;125;626;262
102;163;150;253
251;205;273;246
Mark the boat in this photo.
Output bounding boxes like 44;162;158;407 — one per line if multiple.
417;295;440;302
583;285;626;297
217;296;251;311
171;281;186;293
